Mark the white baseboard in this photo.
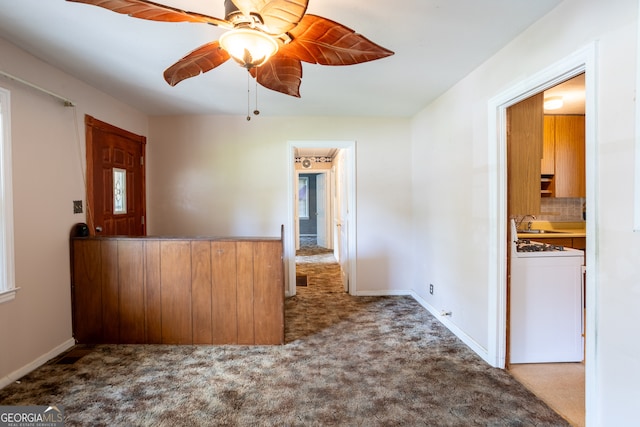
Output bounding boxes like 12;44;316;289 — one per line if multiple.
410;291;491;365
355;289;413;296
0;338;76;389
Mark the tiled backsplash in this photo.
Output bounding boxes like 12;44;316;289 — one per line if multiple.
538;197;586;222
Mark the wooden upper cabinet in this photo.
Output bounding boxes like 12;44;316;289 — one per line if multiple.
554;115;585;198
541;116;556;175
507;93;543;217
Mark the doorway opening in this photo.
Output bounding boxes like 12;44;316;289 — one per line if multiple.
287;141;356;297
488;43;597;426
506;73;586;427
297;170;332;250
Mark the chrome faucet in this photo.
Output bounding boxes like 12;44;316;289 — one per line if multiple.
515;214;536;231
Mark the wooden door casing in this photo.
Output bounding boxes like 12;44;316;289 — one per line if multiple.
86;115;146;236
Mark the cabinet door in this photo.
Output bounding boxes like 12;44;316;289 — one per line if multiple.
571;237;586;250
541;115;556;175
554;115;585;197
507;93;543;216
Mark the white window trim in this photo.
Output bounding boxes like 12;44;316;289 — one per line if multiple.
0;86;17;304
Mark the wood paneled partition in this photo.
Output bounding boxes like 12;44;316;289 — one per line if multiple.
71;232;284;345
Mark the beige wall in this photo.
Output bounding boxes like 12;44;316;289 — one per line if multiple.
0;38;148;386
147;115;414;294
410;0;639;423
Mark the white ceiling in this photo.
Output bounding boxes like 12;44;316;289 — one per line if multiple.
544;73;585;115
0;0;563;117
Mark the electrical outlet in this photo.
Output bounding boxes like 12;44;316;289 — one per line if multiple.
73;200;83;214
429;284;434;295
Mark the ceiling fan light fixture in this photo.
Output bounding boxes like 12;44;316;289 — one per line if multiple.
219;28;278;69
544;95;563;110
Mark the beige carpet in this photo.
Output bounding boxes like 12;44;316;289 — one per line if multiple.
0;245;570;426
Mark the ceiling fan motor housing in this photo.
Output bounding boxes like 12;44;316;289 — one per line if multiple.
224;0;263;27
224;0;239;17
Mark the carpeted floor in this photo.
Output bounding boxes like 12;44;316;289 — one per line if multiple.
0;245;570;426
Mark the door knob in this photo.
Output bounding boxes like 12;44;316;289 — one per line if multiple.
95;226;103;232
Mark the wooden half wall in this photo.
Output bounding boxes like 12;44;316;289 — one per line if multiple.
70;233;284;345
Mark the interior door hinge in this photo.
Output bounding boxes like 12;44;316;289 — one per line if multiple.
140;156;144;166
141;216;145;225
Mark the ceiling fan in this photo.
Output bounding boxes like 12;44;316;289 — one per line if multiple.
67;0;394;98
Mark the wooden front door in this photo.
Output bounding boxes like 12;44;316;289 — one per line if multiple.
86;115;146;236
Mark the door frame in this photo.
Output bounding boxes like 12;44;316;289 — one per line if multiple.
487;43;598;421
85;115;147;236
287;140;357;297
295;170;332;250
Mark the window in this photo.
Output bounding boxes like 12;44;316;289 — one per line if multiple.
0;87;16;303
113;168;127;214
298;176;309;219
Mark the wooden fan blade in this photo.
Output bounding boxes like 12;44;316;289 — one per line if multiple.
281;14;394;65
67;0;231;27
260;0;309;34
230;0;268;18
230;0;308;34
164;41;231;86
250;55;302;97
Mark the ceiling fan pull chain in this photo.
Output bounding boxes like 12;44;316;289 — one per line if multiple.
246;71;251;121
254;69;260;117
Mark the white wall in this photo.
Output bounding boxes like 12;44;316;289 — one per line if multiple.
0;38;148;386
147;115;413;294
410;0;640;424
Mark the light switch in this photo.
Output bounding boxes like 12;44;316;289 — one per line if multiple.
73;200;83;214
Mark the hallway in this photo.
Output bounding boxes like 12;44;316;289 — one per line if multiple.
295;239;343;294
